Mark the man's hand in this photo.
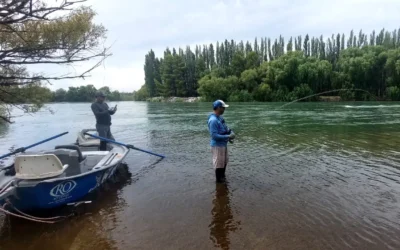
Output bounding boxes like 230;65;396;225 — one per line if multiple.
228;132;235;144
109;105;117;114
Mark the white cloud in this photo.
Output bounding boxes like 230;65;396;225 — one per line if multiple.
31;0;400;92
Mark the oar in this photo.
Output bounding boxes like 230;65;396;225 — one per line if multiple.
0;132;69;160
84;133;166;159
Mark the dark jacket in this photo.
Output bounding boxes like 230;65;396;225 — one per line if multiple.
91;102;115;125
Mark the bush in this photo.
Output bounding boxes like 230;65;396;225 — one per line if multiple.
272;86;290;102
338;82;355;101
228;90;254;102
288;83;315;101
133;85;149;101
253;83;272;101
198;75;240;101
386;86;400;101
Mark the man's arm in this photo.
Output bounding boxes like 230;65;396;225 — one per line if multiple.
91;103;109;116
209;119;230;141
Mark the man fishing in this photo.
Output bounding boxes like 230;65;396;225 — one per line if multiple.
207;100;235;183
91;91;117;151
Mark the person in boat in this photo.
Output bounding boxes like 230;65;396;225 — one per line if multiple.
207;100;235;183
91;91;117;151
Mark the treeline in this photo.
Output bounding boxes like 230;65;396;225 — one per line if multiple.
2;84;134;104
138;28;400;101
52;85;134;102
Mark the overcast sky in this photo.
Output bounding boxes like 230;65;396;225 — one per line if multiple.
43;0;400;92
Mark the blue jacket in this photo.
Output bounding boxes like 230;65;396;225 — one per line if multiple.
207;113;232;147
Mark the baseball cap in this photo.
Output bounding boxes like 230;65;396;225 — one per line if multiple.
213;100;229;109
95;91;106;97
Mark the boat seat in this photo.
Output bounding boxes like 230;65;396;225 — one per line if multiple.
43;148;83;176
14;154;69;180
54;145;85;162
77;129;101;147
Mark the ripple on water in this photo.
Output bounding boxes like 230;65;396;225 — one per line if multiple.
0;102;400;249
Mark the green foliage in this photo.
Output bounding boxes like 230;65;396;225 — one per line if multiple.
1;83;53;107
228;90;254;102
240;69;259;93
141;27;400;102
288;84;314;101
272;87;290;102
0;1;108;123
2;84;135;103
254;83;273;101
133;85;149;101
198;76;239;101
386;86;400;101
53;89;67;102
0;83;53;121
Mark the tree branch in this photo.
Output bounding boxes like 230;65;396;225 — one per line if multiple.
0;0;111;124
0;51;109;64
0;114;13;123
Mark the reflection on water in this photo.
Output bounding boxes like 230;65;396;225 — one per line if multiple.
1;102;400;249
209;183;240;250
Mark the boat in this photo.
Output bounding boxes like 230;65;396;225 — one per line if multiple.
0;129;130;214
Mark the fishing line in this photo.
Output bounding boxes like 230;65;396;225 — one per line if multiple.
262;88;382;160
276;88;380;110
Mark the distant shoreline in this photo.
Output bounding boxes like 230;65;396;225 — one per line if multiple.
45;95;393;103
147;96;343;103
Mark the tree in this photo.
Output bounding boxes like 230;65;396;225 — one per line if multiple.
138;27;400;102
304;35;310;57
209;44;216;69
287;37;293;52
230;52;246;77
245;51;260;69
53;88;67;102
240;69;259;93
144;50;157;97
0;0;109;123
133;85;149;101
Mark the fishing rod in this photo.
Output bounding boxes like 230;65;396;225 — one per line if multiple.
276;88;380;110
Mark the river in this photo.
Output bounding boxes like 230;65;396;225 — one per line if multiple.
0;101;400;250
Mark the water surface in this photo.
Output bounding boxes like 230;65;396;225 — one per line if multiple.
0;101;400;250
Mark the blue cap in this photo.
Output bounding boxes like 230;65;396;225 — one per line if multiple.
213;100;229;109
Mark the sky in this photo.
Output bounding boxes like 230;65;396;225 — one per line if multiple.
40;0;400;92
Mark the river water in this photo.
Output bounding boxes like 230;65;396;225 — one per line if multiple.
0;101;400;250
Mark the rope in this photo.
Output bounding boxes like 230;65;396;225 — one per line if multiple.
5;200;68;221
0;200;73;224
0;180;14;195
0;204;59;224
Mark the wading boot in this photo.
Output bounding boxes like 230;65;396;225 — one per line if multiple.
215;168;225;183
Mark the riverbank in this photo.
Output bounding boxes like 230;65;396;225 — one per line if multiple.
146;97;203;103
146;96;344;103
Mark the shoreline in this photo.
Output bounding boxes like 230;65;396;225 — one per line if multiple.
146;97;203;103
145;96;389;103
9;96;394;104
